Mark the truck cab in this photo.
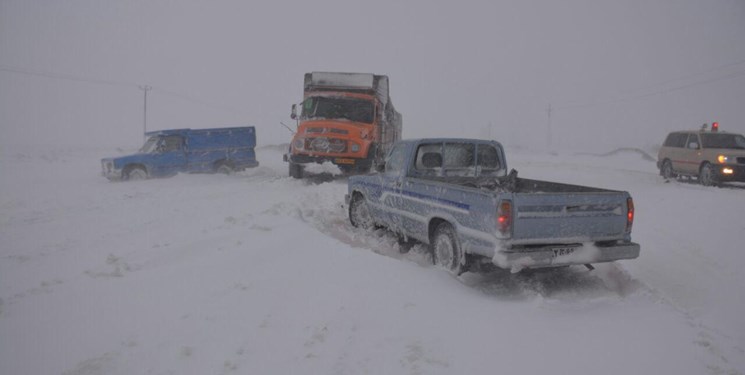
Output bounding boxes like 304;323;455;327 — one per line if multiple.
285;72;402;178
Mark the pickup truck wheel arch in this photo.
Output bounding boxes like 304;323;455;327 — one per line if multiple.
214;160;234;174
430;221;465;275
124;165;147;181
349;192;374;229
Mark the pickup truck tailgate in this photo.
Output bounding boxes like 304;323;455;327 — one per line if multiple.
511;191;629;244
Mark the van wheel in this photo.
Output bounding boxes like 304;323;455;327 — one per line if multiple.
699;163;717;186
125;166;147;181
289;162;304;179
661;160;676;180
349;194;373;229
431;222;465;275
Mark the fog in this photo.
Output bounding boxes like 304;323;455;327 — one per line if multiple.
2;0;744;152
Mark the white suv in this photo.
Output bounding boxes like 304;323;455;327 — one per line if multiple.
657;124;745;186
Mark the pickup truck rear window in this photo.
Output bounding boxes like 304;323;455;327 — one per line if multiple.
412;142;502;178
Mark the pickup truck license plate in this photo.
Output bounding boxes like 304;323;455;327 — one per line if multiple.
552;246;576;258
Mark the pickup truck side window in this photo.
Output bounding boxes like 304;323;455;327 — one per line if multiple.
160;136;184;152
413;143;443;177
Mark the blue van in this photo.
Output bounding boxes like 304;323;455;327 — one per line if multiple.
101;126;259;181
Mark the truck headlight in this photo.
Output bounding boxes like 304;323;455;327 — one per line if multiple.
717;154;731;164
351;143;360;152
293;138;305;151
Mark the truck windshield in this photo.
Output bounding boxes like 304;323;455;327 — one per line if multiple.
701;133;745;149
140;137;158;153
302;96;374;124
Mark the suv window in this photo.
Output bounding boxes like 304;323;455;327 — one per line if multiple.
685;133;700;149
701;133;745;149
664;133;688;148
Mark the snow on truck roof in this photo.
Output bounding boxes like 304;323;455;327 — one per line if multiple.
308;72;375;89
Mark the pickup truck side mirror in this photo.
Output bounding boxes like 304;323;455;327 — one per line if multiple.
375;162;386;173
291;104;297;120
688;142;699;150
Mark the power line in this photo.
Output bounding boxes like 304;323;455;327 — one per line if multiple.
0;64;138;88
555;59;745;111
0;64;249;118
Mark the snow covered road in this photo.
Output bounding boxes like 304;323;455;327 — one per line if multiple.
1;145;743;374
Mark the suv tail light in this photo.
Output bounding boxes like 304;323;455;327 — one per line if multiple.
497;200;512;236
626;197;635;233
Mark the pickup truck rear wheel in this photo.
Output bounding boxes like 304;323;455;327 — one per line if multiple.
349;194;374;229
216;162;234;175
432;222;465;275
125;166;147;181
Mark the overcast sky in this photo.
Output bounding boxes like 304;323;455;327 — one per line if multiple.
2;0;744;152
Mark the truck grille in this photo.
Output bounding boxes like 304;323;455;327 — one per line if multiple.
306;127;349;135
306;137;347;153
737;157;745;164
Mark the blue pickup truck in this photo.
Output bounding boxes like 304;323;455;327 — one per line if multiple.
101;126;259;181
346;138;640;275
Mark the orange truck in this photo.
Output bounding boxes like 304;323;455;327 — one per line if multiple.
284;72;402;178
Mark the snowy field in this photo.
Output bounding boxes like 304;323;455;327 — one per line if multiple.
1;144;744;375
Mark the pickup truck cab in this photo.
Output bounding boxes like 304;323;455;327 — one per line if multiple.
345;138;640;274
657;123;745;186
101;126;259;181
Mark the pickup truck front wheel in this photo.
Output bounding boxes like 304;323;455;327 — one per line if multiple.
432;222;465;275
349;194;374;229
125;166;147;181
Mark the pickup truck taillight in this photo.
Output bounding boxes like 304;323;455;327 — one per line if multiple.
497;200;512;236
626;198;634;233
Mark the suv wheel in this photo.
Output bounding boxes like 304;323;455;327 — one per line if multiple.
699;163;717;186
661;160;676;180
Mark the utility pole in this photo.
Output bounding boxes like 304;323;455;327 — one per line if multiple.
546;104;553;150
139;85;152;140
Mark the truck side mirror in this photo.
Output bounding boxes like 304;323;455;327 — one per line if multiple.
291;104;297;120
375;162;386;173
688;142;699;150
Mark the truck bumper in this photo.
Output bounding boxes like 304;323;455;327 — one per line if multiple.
492;241;641;272
714;164;745;182
101;161;122;181
285;153;371;169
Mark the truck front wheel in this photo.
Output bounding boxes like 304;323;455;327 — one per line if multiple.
431;222;465;275
289;162;304;179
